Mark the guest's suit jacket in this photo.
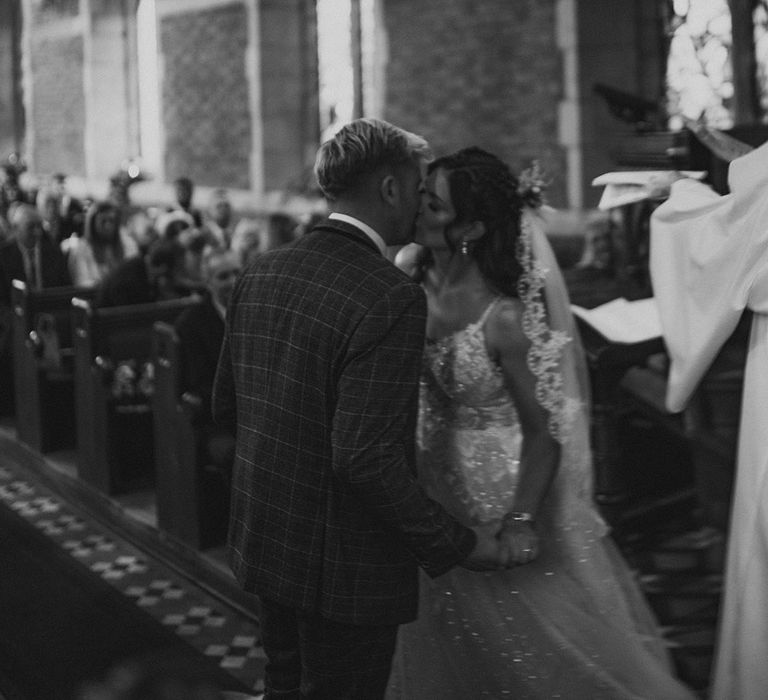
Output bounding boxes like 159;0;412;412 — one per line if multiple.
174;293;224;424
213;219;475;626
0;238;71;306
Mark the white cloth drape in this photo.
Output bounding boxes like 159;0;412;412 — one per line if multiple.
650;140;768;700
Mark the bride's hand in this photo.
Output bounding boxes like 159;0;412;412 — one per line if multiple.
460;523;511;571
498;521;539;566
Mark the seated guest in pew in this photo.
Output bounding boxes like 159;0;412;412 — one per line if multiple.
123;209;159;257
169;175;203;228
66;201;138;288
0;202;71;412
202;188;236;250
51;171;85;240
174;247;240;483
231;211;298;267
562;209;621;309
95;237;187;308
0;202;72;305
36;185;65;246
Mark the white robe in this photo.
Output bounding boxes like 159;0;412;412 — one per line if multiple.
650;140;768;700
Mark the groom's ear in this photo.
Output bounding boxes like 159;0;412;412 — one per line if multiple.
379;173;398;206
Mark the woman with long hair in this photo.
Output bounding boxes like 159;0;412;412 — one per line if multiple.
387;147;695;699
66;200;136;287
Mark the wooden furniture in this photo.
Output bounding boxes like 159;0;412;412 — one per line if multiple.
682;315;748;530
152;322;229;550
610;315;748;530
575;317;674;502
11;280;96;453
607;126;768;301
72;295;201;495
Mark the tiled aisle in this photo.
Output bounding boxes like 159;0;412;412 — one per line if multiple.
0;452;266;698
0;426;719;698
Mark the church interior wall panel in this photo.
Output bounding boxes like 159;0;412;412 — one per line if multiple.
259;0;315;193
382;0;567;207
160;3;252;190
29;33;86;176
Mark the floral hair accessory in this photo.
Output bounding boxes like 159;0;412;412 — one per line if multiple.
517;161;547;210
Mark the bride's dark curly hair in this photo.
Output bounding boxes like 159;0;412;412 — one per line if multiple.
425;146;543;297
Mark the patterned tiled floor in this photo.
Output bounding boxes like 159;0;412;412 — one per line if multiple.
0;435;719;698
0;455;266;697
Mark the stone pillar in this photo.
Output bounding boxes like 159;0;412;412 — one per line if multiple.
0;0;24;158
82;0;139;182
21;0;87;177
259;0;319;193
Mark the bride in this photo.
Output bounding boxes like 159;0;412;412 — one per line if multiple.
386;147;696;699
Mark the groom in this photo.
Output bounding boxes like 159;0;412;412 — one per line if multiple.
213;118;507;699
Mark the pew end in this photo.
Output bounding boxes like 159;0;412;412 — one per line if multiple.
152;321;229;551
11;280;97;453
72;295;202;496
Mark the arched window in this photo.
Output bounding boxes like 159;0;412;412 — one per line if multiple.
316;0;381;139
666;0;734;129
754;0;768;119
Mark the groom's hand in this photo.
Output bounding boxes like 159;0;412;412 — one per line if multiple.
460;524;511;571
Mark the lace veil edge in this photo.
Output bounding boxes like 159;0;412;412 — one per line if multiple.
516;208;590;445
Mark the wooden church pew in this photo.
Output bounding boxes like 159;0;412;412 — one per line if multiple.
11;280;97;453
151;321;229;550
72;295;201;496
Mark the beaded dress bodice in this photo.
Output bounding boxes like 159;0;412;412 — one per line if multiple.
417;300;522;526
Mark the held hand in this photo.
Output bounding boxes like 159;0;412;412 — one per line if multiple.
498;521;539;566
460;524;511;571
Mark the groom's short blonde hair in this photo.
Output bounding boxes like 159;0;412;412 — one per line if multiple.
314;118;431;201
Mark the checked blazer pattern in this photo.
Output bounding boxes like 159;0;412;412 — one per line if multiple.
213;219;475;626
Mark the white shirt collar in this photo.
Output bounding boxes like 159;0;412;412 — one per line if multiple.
328;213;386;255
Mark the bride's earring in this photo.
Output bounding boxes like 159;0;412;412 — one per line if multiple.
460;239;469;256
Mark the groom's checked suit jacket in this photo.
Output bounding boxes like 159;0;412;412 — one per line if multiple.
213;219;474;626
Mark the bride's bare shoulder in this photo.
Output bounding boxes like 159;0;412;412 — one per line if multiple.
485;297;529;351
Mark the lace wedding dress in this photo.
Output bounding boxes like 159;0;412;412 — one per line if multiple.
386;295;696;699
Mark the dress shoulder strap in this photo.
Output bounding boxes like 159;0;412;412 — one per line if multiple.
473;296;502;330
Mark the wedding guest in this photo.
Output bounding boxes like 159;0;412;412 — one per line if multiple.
231;211;298;266
51;172;85;239
66;201;137;288
203;188;236;249
0;203;71;305
95;237;186;308
0;154;29;223
176;226;217;291
170;176;203;227
174;248;240;483
261;212;297;251
212;118;507;700
36;185;64;245
229;217;261;266
123;209;158;256
155;209;195;242
293;210;328;239
0;203;71;413
563;209;621;308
